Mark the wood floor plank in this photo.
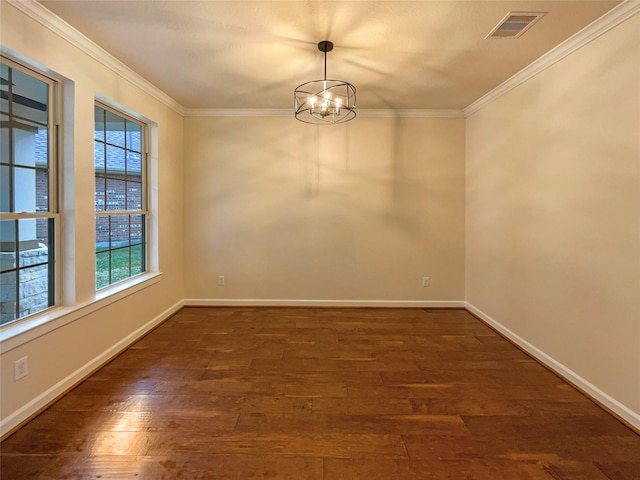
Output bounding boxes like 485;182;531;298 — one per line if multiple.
462;414;638;439
594;462;640;480
542;461;615;480
324;458;557;480
0;454;56;479
381;368;566;386
410;396;599;417
1;428;157;456
37;453;325;480
312;397;414;415
146;432;408;457
24;408;239;433
2;307;639;479
234;411;468;436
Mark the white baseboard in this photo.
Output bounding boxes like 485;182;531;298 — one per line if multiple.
465;302;640;431
184;298;465;308
0;299;184;437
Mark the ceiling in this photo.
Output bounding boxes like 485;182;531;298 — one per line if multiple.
39;1;621;111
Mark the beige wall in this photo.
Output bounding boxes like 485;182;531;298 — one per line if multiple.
1;3;184;430
466;13;640;417
183;116;465;303
3;0;638;437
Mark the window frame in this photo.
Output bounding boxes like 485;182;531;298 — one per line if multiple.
0;55;60;326
93;100;149;290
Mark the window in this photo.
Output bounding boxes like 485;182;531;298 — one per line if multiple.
94;103;147;289
0;57;58;326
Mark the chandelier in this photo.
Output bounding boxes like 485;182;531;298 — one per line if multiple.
294;41;356;125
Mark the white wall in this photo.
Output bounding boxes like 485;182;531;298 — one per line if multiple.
0;2;184;434
183;116;466;305
466;13;640;424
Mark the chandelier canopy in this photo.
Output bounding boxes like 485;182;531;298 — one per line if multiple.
294;41;356;125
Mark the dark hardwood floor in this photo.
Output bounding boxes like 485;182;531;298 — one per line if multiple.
2;307;639;479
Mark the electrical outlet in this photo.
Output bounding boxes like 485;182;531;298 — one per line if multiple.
422;276;430;287
218;275;225;286
14;356;29;381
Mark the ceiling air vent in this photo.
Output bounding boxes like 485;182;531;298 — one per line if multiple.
486;12;546;39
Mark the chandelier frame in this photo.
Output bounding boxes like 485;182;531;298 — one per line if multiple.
294;41;357;125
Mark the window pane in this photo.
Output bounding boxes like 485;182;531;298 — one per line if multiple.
35;167;49;212
0;270;17;325
12;120;47;168
94;140;105;172
131;214;144;243
0;63;8;114
131;243;143;276
19;265;52;317
106;144;125;174
95;176;106;212
96;215;110;250
104;109;125;147
131;214;144;276
111;215;130;247
17;218;44;268
126;150;142;177
0;220;17;273
96;250;110;289
126;182;142;210
10;68;49;125
94;105;105;141
126;120;141;153
14;165;39;213
0;165;10;212
106;178;126;211
0;114;8;163
36;217;51;246
34;127;48;166
111;246;131;284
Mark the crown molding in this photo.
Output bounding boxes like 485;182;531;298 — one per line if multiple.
184;108;291;117
465;0;640;116
6;0;186;116
184;108;465;118
358;109;465;118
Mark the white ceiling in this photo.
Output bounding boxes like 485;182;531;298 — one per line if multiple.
39;0;621;110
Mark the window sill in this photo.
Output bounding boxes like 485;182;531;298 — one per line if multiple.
0;272;163;353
